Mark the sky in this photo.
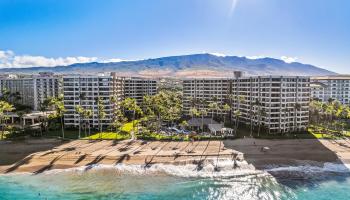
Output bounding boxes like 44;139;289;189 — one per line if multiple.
0;0;349;73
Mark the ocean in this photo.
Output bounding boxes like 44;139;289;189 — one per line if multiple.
1;160;350;200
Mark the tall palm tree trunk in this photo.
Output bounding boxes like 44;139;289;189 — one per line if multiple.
202;114;204;133
60;116;65;139
1;119;4;140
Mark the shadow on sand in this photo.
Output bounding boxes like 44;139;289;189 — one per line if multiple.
0;139;67;166
33;156;62;174
223;135;350;188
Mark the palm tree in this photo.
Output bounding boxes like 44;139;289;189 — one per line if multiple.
208;101;219;123
282;108;290;134
257;108;266;137
221;104;231;125
16;110;26;129
198;99;208;133
75;105;84;138
83;108;93;137
310;100;324;125
249;109;256;137
189;107;199;120
249;99;259;137
226;94;235;121
189;107;199;131
0;101;15;140
179;120;189;129
39;98;51;134
199;107;208;133
234;95;245;133
49;95;66;139
112;109;127;134
0;89;11;102
294;103;301;132
12;92;21;104
121;98;142;140
233;110;241;134
96;97;106;137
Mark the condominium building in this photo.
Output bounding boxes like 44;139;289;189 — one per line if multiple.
311;75;350;105
232;76;310;133
63;75;120;128
182;76;310;133
0;74;61;110
111;73;157;105
182;78;231;116
63;73;157;129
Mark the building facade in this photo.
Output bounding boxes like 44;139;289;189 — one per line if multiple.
63;74;157;129
311;76;350;105
0;74;61;110
33;76;61;110
182;78;231;116
182;76;310;133
232;76;310;133
113;74;157;105
63;75;120;129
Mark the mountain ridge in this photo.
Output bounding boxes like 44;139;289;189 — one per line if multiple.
0;53;336;77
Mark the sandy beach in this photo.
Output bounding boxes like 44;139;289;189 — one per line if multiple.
1;138;350;174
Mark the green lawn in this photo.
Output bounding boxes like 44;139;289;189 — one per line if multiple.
84;121;137;140
307;125;349;139
231;122;350;140
85;132;130;140
121;120;138;133
5;119;350;141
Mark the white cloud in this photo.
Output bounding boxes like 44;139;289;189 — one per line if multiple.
245;55;298;63
209;52;227;57
101;58;124;63
245;55;266;60
280;56;298;63
0;49;122;68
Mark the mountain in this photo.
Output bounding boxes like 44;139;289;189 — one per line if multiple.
0;53;336;77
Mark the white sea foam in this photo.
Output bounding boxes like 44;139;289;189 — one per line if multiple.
42;159;265;178
3;159;350;178
266;162;350;173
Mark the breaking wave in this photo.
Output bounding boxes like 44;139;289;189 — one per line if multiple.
266;162;350;173
40;159;350;178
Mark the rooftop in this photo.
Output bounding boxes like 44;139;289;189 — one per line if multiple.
311;75;350;80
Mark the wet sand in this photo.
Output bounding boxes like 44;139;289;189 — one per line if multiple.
1;138;350;174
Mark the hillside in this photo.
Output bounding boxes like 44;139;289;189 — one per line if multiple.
0;54;335;77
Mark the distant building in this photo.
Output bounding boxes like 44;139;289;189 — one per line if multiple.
0;74;61;110
182;76;310;133
158;78;183;91
311;75;350;105
63;73;157;129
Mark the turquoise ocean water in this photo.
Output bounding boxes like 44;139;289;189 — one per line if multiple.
1;161;350;200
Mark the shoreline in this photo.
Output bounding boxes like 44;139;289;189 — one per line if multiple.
1;138;350;174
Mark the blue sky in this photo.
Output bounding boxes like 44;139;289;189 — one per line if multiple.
0;0;349;73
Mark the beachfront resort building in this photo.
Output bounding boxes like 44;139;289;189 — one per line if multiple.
182;78;231;116
63;73;157;129
63;74;120;129
182;76;310;133
0;73;61;110
119;75;157;105
311;75;350;105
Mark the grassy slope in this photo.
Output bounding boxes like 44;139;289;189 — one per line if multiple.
84;121;137;140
